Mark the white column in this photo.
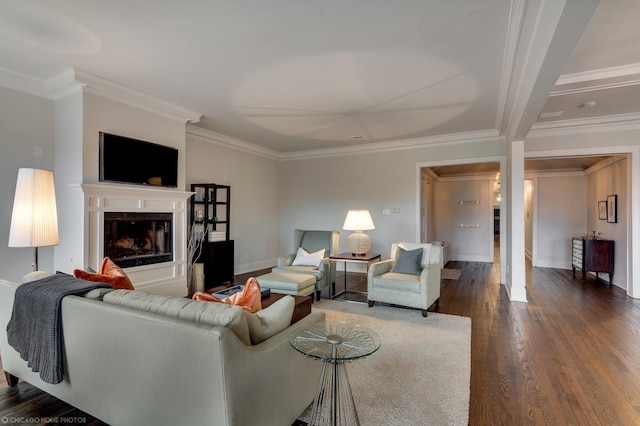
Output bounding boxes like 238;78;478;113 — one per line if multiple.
507;140;527;302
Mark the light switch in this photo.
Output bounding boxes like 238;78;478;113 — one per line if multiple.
34;146;44;158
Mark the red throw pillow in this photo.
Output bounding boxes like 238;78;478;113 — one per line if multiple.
73;257;134;290
193;277;262;313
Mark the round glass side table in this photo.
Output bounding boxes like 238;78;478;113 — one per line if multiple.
289;321;381;426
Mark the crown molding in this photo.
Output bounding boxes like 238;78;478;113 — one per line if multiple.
186;126;281;161
279;129;502;161
584;154;627;175
556;63;640;86
188;125;502;162
0;66;55;99
73;70;201;124
529;112;640;137
550;77;640;96
439;173;499;182
0;66;202;123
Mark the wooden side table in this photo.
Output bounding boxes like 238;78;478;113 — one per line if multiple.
329;253;381;299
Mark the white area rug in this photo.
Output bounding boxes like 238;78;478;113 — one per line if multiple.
300;299;471;425
442;268;462;280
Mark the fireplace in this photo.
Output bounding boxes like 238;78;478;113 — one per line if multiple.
104;212;173;268
80;183;192;296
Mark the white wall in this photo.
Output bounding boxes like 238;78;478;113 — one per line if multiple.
54;91;188;274
531;174;587;269
524;180;533;259
54;92;84;274
586;157;627;289
279;139;505;272
0;87;55;282
434;178;493;262
185;132;281;275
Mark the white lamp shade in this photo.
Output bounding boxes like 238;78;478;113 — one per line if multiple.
9;168;59;248
342;210;375;231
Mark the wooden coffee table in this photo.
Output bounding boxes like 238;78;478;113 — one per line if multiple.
205;286;312;325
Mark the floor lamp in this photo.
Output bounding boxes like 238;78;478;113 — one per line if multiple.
8;168;59;271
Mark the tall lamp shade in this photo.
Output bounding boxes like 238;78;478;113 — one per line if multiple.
342;210;375;255
8;168;59;271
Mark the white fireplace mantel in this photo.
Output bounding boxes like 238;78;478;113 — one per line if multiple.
76;183;194;296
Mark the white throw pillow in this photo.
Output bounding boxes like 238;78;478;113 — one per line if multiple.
291;247;325;268
245;295;295;345
398;242;432;267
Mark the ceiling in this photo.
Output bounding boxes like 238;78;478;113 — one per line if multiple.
1;0;639;158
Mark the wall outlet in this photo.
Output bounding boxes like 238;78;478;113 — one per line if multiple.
382;208;391;215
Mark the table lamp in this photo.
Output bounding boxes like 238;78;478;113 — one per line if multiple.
8;168;59;271
342;209;375;256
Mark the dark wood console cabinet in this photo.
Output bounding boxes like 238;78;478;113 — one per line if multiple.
571;238;614;283
199;240;234;289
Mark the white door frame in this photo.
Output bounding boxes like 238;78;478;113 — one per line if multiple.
415;155;506;283
526;145;640;299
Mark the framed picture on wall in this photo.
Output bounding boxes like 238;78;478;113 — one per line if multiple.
598;201;607;220
607;194;617;223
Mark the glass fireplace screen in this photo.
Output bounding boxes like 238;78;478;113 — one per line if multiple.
104;212;173;268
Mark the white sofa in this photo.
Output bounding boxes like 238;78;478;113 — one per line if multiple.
0;279;324;426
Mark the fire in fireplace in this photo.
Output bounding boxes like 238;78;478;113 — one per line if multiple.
104;212;173;268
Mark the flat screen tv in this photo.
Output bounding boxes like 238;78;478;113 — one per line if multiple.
99;132;178;188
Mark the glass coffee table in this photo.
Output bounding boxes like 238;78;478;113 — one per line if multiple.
289;322;381;426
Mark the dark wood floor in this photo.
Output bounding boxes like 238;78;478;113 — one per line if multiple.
2;254;640;425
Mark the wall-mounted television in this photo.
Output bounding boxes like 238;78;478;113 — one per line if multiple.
99;132;179;188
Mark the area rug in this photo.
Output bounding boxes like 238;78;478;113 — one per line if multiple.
442;268;462;280
299;299;471;425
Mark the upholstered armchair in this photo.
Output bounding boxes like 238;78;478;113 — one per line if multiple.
367;242;441;317
272;229;340;301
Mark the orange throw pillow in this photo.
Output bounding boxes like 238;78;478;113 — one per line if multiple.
73;257;134;290
193;277;262;313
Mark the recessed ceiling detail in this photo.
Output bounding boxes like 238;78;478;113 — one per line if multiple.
231;50;479;142
0;0;101;55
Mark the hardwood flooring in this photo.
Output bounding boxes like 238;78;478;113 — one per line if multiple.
2;256;640;425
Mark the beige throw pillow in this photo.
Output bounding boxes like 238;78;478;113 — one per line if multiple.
245;295;295;345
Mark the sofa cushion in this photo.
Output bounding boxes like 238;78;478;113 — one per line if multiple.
372;272;421;293
271;265;324;282
103;290;251;345
292;247;325;268
83;287;115;300
245;295;295;345
391;247;423;275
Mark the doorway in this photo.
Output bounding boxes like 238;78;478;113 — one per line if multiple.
417;158;504;278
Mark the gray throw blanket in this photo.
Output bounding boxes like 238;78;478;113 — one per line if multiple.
6;274;111;384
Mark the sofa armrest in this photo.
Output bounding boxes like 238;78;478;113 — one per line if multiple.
277;254;294;267
420;263;441;300
218;311;326;423
368;259;394;280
